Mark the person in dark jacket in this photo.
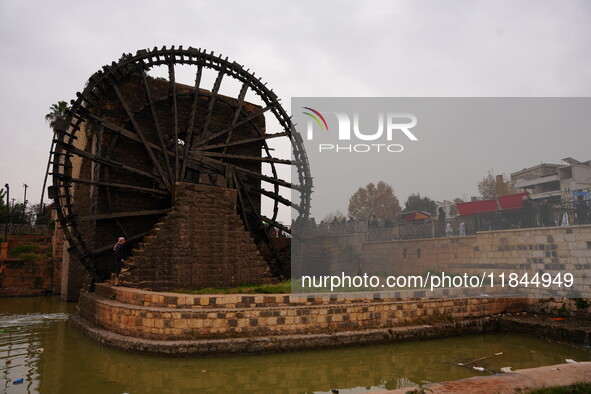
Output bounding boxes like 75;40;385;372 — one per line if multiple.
113;237;125;286
575;195;589;225
437;207;446;237
522;195;534;228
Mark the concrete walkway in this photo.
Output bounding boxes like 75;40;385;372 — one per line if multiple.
370;361;591;394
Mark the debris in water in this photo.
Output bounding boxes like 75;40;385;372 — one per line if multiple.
472;366;485;372
0;329;6;333
565;359;577;364
37;348;44;353
501;367;512;373
495;352;503;356
13;378;24;384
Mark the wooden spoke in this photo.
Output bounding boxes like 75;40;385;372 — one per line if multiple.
252;186;300;212
77;209;168;221
180;64;203;180
232;171;252;235
168;61;179;180
220;81;249;158
193;101;278;148
200;151;291;165
54;139;161;182
112;84;173;191
54;174;168;195
197;65;226;143
199;132;289;151
260;215;291;234
231;164;300;191
140;66;174;182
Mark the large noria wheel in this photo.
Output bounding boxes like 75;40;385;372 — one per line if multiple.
48;46;312;281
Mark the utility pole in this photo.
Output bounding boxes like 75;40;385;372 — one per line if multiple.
23;183;28;218
4;184;9;241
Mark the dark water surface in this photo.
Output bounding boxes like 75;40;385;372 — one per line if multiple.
1;296;589;394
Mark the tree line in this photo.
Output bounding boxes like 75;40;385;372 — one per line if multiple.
322;170;511;223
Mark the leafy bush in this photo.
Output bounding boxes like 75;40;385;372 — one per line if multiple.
11;242;40;256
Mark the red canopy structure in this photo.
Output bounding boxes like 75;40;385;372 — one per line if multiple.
457;192;529;216
499;192;529;210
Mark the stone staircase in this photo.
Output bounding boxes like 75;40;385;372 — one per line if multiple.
120;182;273;291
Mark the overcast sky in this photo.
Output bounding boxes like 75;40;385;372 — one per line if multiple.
1;0;590;218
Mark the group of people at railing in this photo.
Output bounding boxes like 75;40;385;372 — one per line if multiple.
292;197;590;241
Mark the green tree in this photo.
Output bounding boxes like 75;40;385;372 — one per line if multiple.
348;181;401;221
403;193;437;215
9;203;30;224
0;188;6;217
45;101;69;129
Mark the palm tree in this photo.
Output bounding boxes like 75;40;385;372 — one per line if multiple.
40;100;70;216
45;101;69;129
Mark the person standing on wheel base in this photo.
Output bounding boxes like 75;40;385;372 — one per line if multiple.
113;237;125;286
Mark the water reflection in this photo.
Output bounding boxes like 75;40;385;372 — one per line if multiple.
1;297;590;394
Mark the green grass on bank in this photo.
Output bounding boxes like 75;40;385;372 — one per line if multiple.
170;276;436;295
172;281;292;295
527;382;591;393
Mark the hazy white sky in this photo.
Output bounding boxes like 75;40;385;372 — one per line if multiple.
1;0;590;216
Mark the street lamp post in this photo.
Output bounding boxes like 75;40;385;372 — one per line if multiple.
4;184;9;242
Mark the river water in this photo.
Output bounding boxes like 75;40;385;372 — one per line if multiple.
1;296;589;394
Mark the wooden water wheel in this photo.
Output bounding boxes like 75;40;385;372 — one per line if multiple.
47;46;312;281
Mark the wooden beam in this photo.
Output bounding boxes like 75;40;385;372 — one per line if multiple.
260;215;291;234
199;132;289;151
54;139;161;182
193;101;277;147
201;151;291;164
77;209;168;221
112;84;173;192
198;66;226;141
180;64;203;180
252;186;300;212
140;66;174;182
168;61;179;180
54;175;169;196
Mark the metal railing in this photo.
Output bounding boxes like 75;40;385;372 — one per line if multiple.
295;199;590;242
0;224;51;236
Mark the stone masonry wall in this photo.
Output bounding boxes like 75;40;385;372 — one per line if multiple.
50;211;64;294
0;236;53;296
77;283;527;340
121;182;272;290
359;225;591;297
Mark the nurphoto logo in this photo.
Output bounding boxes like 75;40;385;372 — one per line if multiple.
302;106;418;153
